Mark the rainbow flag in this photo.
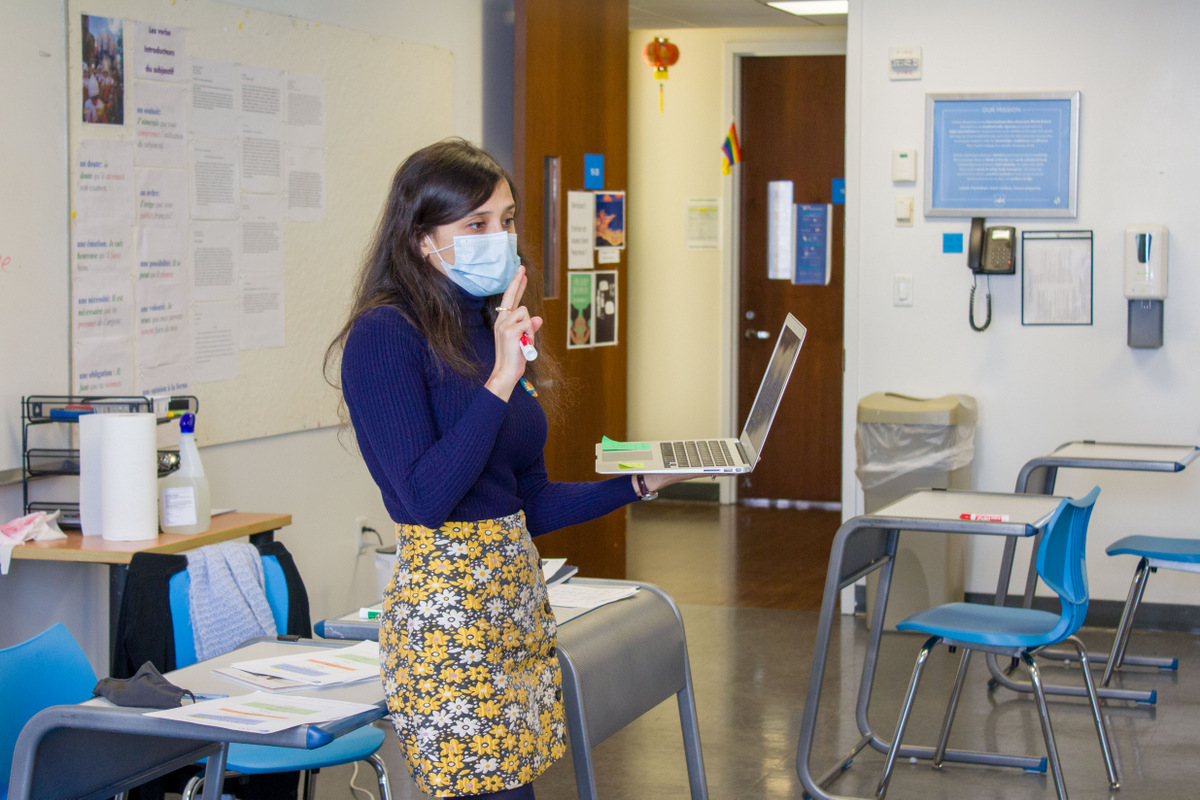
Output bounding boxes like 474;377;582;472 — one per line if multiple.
721;122;742;175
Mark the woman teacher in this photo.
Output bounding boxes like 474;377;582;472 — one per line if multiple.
328;138;696;799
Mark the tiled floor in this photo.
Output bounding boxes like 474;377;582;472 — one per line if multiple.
319;501;1200;799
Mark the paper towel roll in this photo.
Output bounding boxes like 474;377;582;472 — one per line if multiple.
79;413;159;541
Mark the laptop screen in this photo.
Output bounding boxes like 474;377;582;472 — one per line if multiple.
740;315;806;464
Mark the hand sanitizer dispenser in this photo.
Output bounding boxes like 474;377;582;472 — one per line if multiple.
1124;224;1168;348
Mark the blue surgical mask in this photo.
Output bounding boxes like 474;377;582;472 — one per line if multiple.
427;232;519;297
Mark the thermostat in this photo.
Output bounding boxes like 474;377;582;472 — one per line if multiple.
892;148;917;183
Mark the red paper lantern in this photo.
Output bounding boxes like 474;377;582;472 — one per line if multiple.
642;37;680;112
642;36;680;80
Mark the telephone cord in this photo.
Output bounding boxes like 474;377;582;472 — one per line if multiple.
969;274;992;332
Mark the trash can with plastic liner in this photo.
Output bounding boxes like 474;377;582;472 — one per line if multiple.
857;392;977;630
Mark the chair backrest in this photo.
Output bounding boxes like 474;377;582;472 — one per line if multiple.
0;623;97;787
168;553;290;668
1036;486;1101;637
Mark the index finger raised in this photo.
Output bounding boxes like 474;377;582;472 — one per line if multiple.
499;265;527;311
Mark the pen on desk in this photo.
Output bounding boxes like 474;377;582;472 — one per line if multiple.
959;513;1009;522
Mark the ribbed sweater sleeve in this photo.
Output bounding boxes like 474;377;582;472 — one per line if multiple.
342;308;508;528
518;455;639;536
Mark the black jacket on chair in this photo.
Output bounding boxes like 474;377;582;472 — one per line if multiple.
110;539;313;800
112;539;311;678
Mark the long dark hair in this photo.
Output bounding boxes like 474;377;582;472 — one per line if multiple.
326;138;560;413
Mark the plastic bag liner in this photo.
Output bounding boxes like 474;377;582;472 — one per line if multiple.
855;422;976;491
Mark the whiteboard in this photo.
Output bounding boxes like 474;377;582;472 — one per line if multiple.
63;0;454;448
0;4;71;474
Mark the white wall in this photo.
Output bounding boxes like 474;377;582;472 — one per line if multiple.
846;0;1200;602
0;0;488;675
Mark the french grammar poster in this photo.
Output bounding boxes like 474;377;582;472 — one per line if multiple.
567;272;594;349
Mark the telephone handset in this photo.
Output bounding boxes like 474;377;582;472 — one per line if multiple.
967;218;1016;331
968;218;1016;274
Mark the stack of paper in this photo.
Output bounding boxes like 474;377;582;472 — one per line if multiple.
548;582;639;609
227;641;380;687
147;691;378;735
210;666;306;692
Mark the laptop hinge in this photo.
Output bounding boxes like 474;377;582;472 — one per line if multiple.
735;440;750;466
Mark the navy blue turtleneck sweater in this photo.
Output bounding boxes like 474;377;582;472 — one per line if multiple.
341;289;638;534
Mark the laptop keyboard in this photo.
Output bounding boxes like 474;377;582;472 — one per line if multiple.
661;440;735;469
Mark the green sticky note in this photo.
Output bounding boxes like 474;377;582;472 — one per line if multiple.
602;435;650;451
617;462;644;470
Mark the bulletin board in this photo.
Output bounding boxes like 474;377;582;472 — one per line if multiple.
64;0;454;447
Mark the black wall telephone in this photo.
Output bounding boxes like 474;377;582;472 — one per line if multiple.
968;218;1016;274
967;218;1016;331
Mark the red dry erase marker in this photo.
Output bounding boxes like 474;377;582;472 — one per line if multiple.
959;513;1009;522
520;333;538;361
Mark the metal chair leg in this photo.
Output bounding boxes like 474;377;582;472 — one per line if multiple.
303;768;319;800
1115;566;1156;670
182;775;202;800
1023;653;1067;800
1066;636;1121;789
1102;558;1152;686
367;753;393;800
876;636;938;799
932;648;973;769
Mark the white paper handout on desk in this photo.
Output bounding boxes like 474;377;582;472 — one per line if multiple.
146;691;377;735
230;641;380;686
548;582;639;609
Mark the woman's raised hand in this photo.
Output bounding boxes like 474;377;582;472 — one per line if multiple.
485;265;542;401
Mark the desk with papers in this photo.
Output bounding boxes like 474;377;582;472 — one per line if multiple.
317;577;709;800
7;638;385;800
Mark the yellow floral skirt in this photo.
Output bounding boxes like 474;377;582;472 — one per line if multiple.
380;511;565;796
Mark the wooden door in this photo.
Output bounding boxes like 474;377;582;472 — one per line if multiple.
737;55;845;504
514;0;628;576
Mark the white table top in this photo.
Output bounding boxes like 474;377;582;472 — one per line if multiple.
871;489;1065;531
1049;441;1199;466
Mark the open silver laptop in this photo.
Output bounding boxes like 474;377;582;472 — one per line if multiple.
594;314;806;475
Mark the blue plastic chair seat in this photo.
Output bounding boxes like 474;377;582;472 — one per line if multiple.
216;725;385;774
896;602;1066;649
1106;534;1200;563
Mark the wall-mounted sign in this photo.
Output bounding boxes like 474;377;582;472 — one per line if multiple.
925;92;1080;218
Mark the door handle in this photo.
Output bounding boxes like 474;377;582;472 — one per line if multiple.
744;329;771;340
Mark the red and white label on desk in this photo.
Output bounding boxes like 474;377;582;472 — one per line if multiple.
959;513;1010;522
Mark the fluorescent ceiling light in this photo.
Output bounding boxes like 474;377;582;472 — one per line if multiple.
767;1;849;15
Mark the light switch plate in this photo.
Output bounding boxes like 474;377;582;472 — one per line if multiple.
893;274;913;306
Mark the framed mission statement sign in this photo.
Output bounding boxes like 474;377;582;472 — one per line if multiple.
924;91;1080;219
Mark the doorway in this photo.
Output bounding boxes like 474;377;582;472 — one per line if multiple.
734;54;846;506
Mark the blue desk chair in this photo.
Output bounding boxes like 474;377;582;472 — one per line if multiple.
0;624;98;800
168;551;391;800
1101;534;1200;686
876;487;1119;800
